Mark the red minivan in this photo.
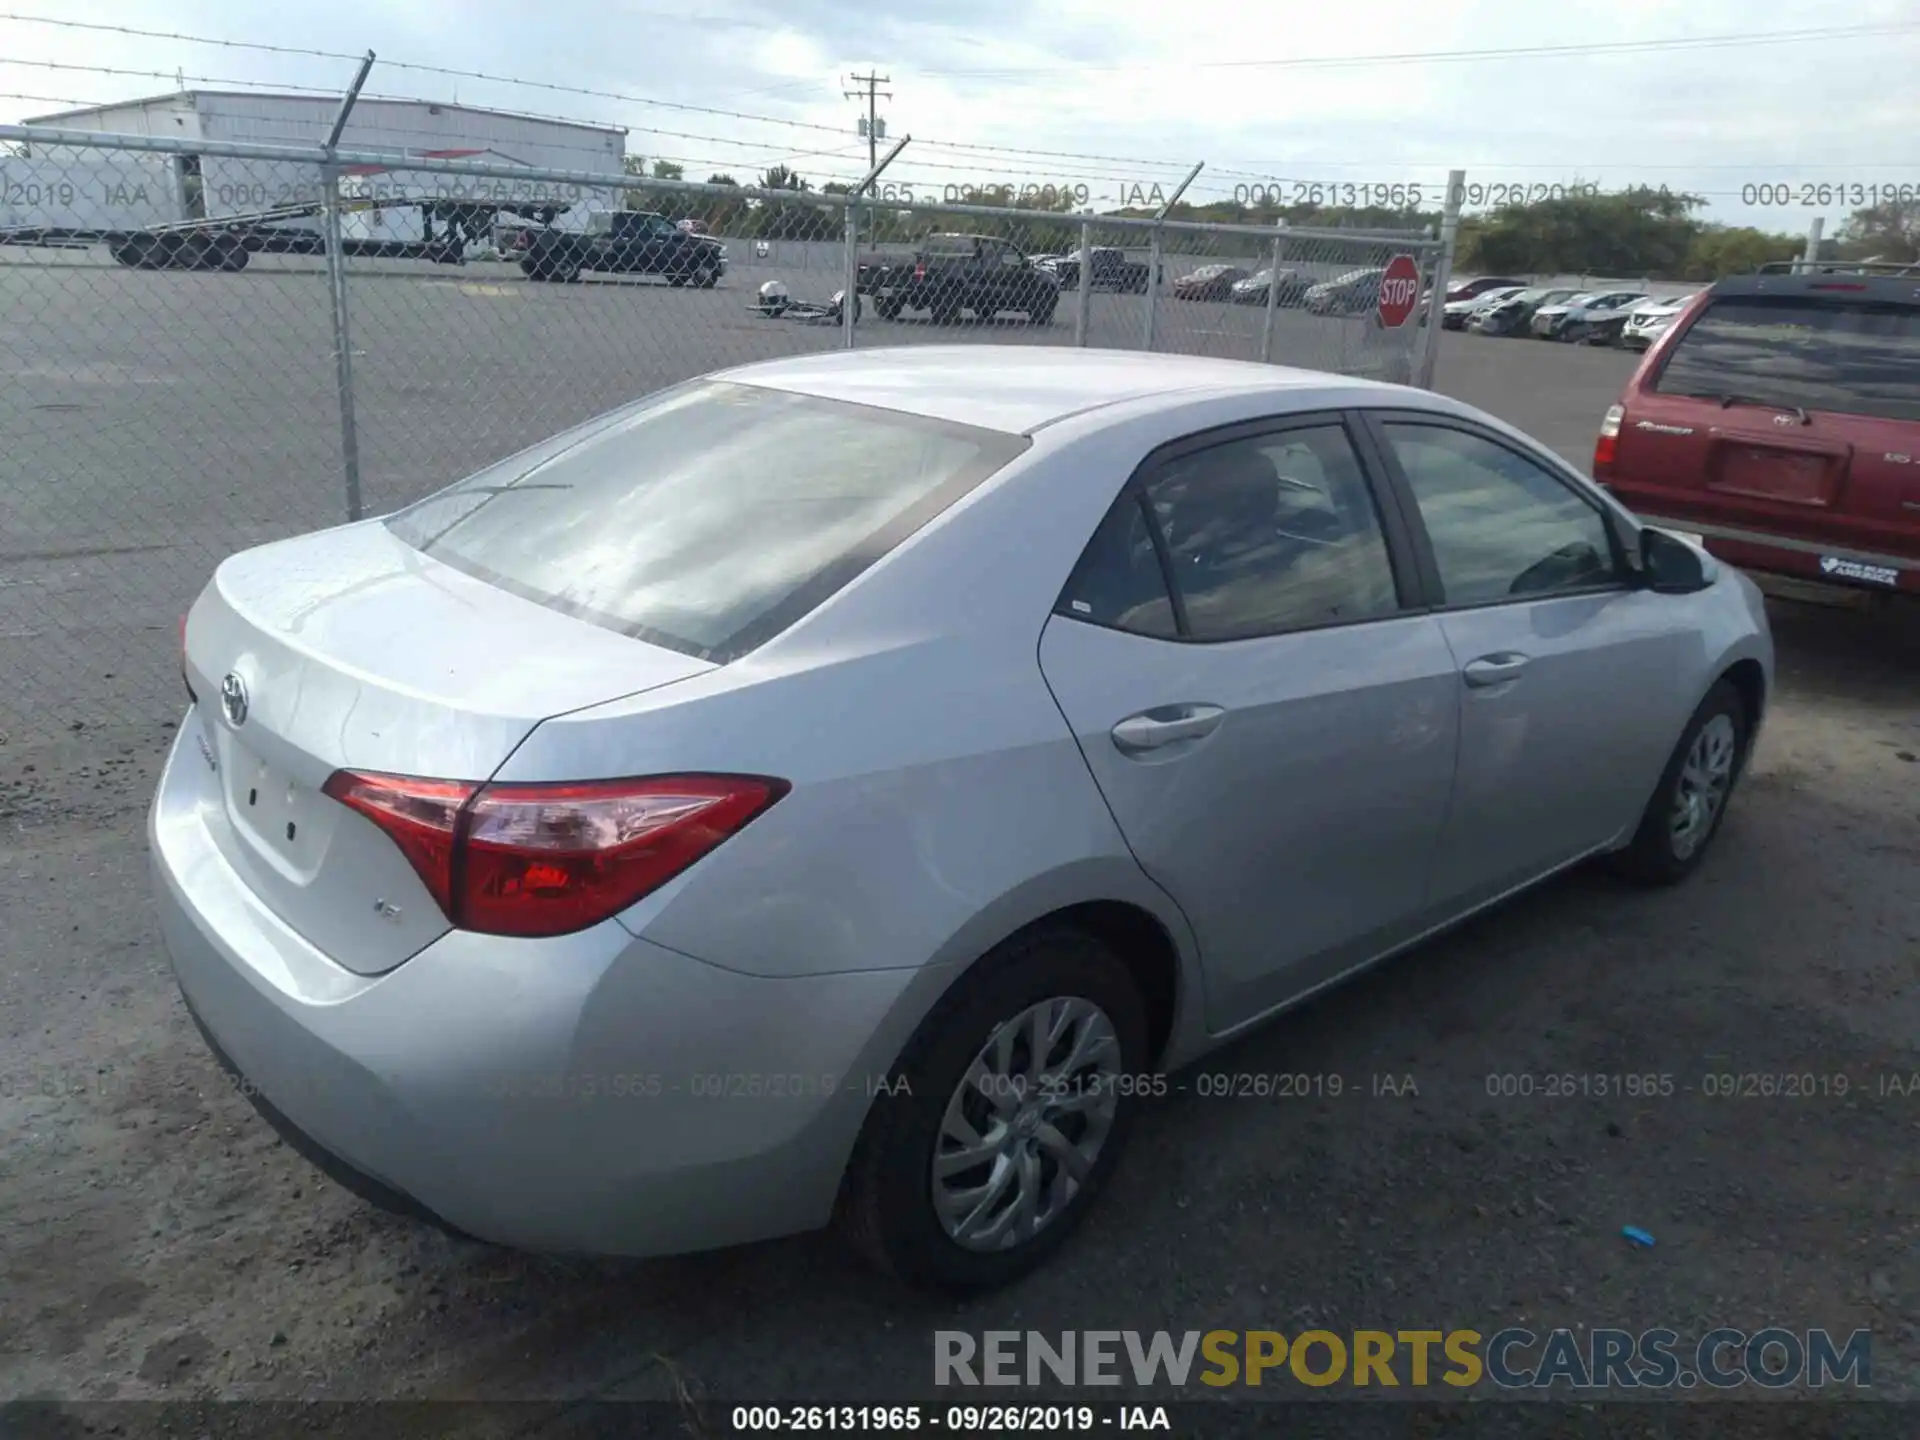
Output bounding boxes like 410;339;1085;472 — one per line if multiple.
1592;262;1920;595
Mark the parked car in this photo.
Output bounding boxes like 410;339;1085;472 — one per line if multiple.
1569;295;1676;348
1228;267;1309;307
1620;293;1702;351
1594;263;1918;595
516;210;727;285
1172;264;1250;301
1442;284;1526;330
856;232;1059;324
1470;286;1581;336
159;346;1772;1294
1440;275;1529;306
1304;267;1387;315
1049;246;1159;293
1531;290;1647;341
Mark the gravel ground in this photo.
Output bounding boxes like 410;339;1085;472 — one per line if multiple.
2;257;1918;1426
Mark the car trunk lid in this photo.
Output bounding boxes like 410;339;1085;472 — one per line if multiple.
184;521;715;973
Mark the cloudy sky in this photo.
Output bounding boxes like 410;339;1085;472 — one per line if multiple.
3;0;1917;231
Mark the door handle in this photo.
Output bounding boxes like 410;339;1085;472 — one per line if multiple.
1462;652;1530;688
1111;704;1226;755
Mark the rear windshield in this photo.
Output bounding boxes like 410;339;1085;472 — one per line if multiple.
1655;294;1920;423
386;381;1027;662
922;235;978;256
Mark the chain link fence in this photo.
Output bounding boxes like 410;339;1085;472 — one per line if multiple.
0;129;1454;747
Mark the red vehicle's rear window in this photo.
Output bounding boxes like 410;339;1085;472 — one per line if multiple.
1654;295;1920;424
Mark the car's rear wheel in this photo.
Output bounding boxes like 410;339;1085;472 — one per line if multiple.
931;298;960;325
694;262;719;289
836;925;1148;1292
876;295;904;320
1609;679;1750;885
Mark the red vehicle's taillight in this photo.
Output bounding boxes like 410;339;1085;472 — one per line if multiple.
322;770;788;939
914;264;926;280
1593;403;1624;479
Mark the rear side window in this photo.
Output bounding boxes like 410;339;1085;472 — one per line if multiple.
1655;295;1920;423
387;381;1026;662
1059;423;1402;643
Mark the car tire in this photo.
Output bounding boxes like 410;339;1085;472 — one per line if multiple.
931;299;960;326
695;263;719;289
876;296;904;321
835;924;1150;1293
1608;679;1751;886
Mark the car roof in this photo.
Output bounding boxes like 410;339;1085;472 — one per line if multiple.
717;346;1408;435
1708;270;1920;303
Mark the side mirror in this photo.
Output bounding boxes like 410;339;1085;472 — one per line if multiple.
1640;527;1712;593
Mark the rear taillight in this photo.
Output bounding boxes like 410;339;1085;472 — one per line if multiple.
322;770;787;939
914;263;925;280
1593;403;1624;478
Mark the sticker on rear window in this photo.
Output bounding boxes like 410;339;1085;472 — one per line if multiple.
1819;557;1900;587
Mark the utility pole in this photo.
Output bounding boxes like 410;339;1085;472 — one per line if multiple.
844;71;890;247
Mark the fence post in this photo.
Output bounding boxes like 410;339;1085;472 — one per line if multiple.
1141;228;1162;350
321;50;374;521
842;198;859;348
1074;216;1092;346
1412;168;1464;391
320;172;363;520
1141;161;1202;353
1259;220;1286;364
1803;215;1824;265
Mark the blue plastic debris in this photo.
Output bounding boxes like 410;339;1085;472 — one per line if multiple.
1621;1226;1656;1248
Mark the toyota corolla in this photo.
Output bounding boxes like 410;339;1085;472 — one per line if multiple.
154;347;1773;1292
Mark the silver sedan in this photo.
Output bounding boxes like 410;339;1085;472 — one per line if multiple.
153;347;1772;1292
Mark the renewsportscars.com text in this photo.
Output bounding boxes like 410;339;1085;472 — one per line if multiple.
934;1328;1871;1390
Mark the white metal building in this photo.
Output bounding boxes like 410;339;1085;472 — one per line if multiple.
22;92;628;228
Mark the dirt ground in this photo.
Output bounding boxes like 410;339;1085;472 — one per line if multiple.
3;586;1917;1427
3;306;1919;1427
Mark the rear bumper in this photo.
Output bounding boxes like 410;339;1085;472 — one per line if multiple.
148;721;927;1257
1623;512;1919;594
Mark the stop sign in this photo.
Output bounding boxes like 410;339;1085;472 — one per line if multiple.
1377;253;1421;327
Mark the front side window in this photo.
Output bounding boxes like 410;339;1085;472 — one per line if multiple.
388;381;1027;661
1380;423;1622;607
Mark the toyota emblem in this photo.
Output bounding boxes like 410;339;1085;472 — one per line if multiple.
1772;414;1796;427
219;672;249;727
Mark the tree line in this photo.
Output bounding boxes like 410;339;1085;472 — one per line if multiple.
615;157;1920;277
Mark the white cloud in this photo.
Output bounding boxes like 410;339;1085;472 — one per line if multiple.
2;0;1916;229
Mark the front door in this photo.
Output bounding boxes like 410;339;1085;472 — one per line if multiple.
1364;414;1698;912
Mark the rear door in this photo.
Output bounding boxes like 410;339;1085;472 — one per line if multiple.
1361;412;1699;909
1038;413;1460;1031
1613;286;1920;567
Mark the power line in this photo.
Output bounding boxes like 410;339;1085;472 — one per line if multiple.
2;16;1911;190
915;19;1920;77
